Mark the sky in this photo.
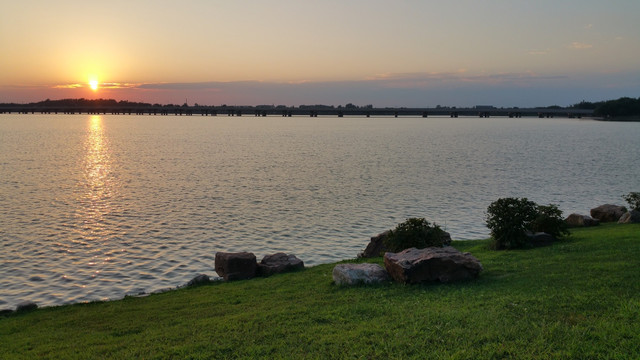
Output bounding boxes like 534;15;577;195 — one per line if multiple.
1;0;639;107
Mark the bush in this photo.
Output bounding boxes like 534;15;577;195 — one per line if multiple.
486;198;538;250
531;204;570;239
383;218;446;252
622;192;640;211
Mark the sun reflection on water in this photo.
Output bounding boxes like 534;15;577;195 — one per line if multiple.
77;115;115;240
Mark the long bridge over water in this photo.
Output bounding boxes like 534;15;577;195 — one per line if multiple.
0;105;594;119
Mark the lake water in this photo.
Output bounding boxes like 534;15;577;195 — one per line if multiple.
1;114;639;308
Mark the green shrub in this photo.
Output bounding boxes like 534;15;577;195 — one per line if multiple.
531;204;570;239
383;218;446;252
486;198;538;249
486;198;570;250
622;192;640;211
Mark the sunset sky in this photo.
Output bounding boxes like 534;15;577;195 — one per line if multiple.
1;0;639;107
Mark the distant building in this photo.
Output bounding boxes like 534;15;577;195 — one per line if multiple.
475;105;496;110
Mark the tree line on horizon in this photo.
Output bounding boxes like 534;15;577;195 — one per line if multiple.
1;97;639;116
570;97;640;117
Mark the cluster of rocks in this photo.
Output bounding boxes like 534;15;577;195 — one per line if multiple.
0;252;304;315
214;252;304;281
334;246;483;286
565;204;640;227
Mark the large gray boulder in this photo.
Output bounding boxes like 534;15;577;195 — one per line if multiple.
565;213;600;227
359;230;452;258
384;247;482;284
214;252;257;281
257;253;304;276
332;263;390;285
618;210;640;224
590;204;627;223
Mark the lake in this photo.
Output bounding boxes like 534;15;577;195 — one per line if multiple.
1;114;639;308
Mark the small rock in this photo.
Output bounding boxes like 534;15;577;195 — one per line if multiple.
0;309;14;316
257;253;304;277
527;232;555;247
215;252;257;281
151;288;174;294
618;210;640;224
332;263;390;285
186;274;211;286
590;204;627;223
16;301;38;312
565;213;600;227
384;247;483;284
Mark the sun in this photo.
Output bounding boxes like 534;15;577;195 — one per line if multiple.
89;79;99;91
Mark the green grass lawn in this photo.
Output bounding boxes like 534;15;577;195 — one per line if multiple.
1;224;639;359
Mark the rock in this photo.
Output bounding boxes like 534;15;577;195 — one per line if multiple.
527;232;555;247
384;247;483;284
0;309;14;316
359;230;391;258
440;231;452;246
151;288;174;294
359;230;452;258
618;210;640;224
565;213;600;227
186;274;211;286
16;301;38;312
590;204;627;223
332;263;390;285
256;253;304;276
215;252;257;281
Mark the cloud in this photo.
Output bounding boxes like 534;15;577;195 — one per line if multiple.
569;42;593;50
53;83;84;89
52;82;141;90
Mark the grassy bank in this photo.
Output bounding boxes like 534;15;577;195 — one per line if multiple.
1;224;639;359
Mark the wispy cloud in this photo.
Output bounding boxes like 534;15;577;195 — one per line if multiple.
53;83;84;89
52;82;140;89
569;42;593;50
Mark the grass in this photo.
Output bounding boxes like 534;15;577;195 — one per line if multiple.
1;224;639;359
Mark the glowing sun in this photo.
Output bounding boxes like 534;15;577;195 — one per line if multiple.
89;79;99;91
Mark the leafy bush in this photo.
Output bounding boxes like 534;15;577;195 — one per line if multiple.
531;204;570;239
622;192;640;211
486;198;570;250
383;218;446;252
486;198;538;250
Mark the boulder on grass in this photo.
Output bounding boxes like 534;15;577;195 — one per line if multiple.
384;247;482;284
332;263;390;285
214;252;257;281
359;230;390;258
527;232;555;247
590;204;627;223
618;210;640;224
16;301;38;312
359;229;453;258
565;213;600;227
257;253;304;276
186;274;211;287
